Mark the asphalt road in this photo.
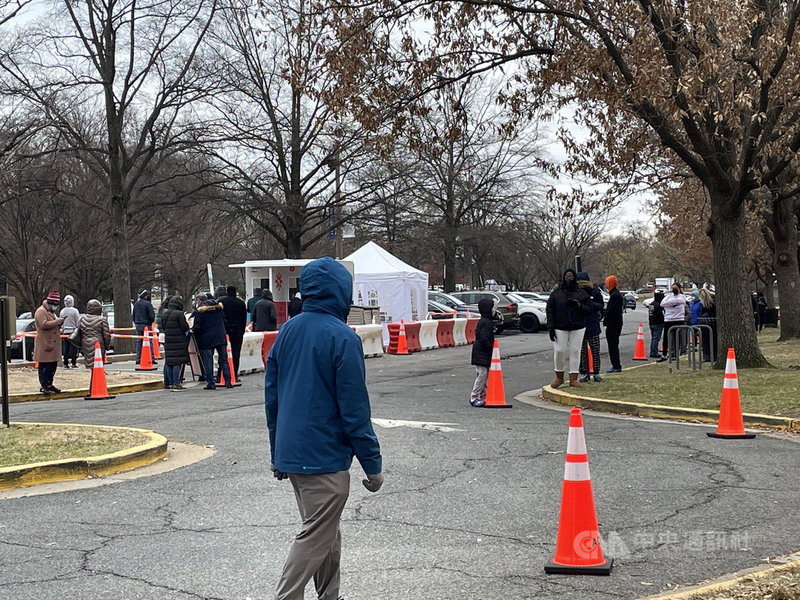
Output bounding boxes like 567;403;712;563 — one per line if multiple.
3;316;800;600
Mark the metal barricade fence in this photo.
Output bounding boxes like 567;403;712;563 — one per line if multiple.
667;324;714;373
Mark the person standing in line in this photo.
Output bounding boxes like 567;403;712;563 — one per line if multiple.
659;282;688;362
546;268;592;388
253;288;278;332
689;290;702;325
469;297;495;406
287;292;303;318
647;290;665;358
59;294;80;369
602;275;624;373
192;295;232;390
133;290;156;364
78;299;112;368
161;296;190;391
698;288;718;362
576;272;605;383
266;257;383;600
34;290;65;394
219;285;247;375
247;288;262;323
756;291;768;331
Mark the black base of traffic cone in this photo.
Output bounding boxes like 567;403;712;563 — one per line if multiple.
484;404;513;409
707;432;756;439
84;394;116;401
544;557;614;575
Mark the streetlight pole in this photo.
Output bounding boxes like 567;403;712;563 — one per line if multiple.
334;152;342;259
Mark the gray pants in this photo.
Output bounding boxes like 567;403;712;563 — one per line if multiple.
276;470;350;600
470;365;489;399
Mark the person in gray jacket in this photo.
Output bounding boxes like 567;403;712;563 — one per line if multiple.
59;294;81;368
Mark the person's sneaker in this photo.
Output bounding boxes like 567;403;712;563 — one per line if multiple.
203;384;216;390
649;354;661;358
173;384;186;390
593;374;603;382
47;385;61;393
470;397;486;407
577;374;589;383
605;367;622;373
40;387;52;394
656;356;667;363
225;382;234;389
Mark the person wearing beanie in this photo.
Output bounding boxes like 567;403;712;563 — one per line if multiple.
34;290;65;393
648;290;666;358
59;294;81;368
689;289;702;326
602;275;624;373
545;268;593;388
218;285;247;376
576;272;605;383
659;282;688;361
132;289;156;364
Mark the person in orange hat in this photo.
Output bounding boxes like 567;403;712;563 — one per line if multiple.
34;290;65;393
602;275;624;373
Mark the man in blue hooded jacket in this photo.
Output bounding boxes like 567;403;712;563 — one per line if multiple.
266;256;383;600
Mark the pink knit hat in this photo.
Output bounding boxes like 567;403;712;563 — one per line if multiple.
46;290;60;304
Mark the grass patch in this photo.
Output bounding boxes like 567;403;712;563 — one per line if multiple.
0;423;152;468
689;565;800;599
584;329;800;418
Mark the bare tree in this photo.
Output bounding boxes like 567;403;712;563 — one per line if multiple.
0;0;218;350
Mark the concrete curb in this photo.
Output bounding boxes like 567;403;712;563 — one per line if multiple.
8;380;165;404
541;386;800;431
640;552;800;599
0;423;168;491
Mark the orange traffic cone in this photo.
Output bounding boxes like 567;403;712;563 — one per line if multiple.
707;348;755;439
219;334;242;387
484;340;512;408
151;323;162;360
633;322;647;360
545;407;613;575
84;341;116;400
135;326;157;371
396;320;409;355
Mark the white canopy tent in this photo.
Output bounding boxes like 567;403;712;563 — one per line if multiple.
344;242;429;345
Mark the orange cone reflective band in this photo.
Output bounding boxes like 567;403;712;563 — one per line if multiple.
135;326;157;371
545;408;613;575
84;341;116;400
396;320;409;355
152;323;162;359
707;348;755;439
219;334;241;387
633;322;647;360
484;340;512;408
587;341;594;374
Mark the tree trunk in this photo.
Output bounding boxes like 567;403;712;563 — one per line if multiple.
708;197;769;367
768;197;800;340
110;185;133;354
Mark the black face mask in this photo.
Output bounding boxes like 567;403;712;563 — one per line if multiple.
672;288;679;294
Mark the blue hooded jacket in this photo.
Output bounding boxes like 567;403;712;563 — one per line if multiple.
265;257;382;475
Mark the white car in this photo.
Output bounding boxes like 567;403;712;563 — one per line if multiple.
506;292;547;333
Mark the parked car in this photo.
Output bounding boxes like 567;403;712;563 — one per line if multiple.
9;319;35;361
621;291;637;310
427;292;472;318
506;292;547;333
427;300;457;319
448;290;520;333
512;291;550;303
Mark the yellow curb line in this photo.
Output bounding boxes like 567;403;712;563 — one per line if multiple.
7;380;165;403
640;552;800;599
0;423;167;491
541;386;799;431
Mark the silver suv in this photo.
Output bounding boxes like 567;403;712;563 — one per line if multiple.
448;290;520;333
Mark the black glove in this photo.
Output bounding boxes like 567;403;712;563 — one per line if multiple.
362;472;384;492
568;298;581;310
271;463;288;481
549;328;557;342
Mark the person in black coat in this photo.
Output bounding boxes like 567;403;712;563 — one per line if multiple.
219;285;247;375
577;273;605;383
648;290;665;358
546;268;593;388
161;296;190;390
469;298;495;407
132;289;156;364
192;298;232;390
603;275;624;372
288;292;303;318
253;289;278;332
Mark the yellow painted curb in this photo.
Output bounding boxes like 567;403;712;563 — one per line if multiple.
640;552;800;599
541;386;798;431
8;380;165;404
0;423;168;491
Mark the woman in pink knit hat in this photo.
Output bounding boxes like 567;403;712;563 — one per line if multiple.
34;290;65;393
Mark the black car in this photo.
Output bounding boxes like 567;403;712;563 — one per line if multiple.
9;319;35;361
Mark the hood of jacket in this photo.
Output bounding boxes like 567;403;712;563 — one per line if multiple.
168;296;185;311
198;301;223;312
299;257;352;322
478;298;494;318
561;268;578;291
86;299;102;315
64;295;75;308
261;289;274;300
